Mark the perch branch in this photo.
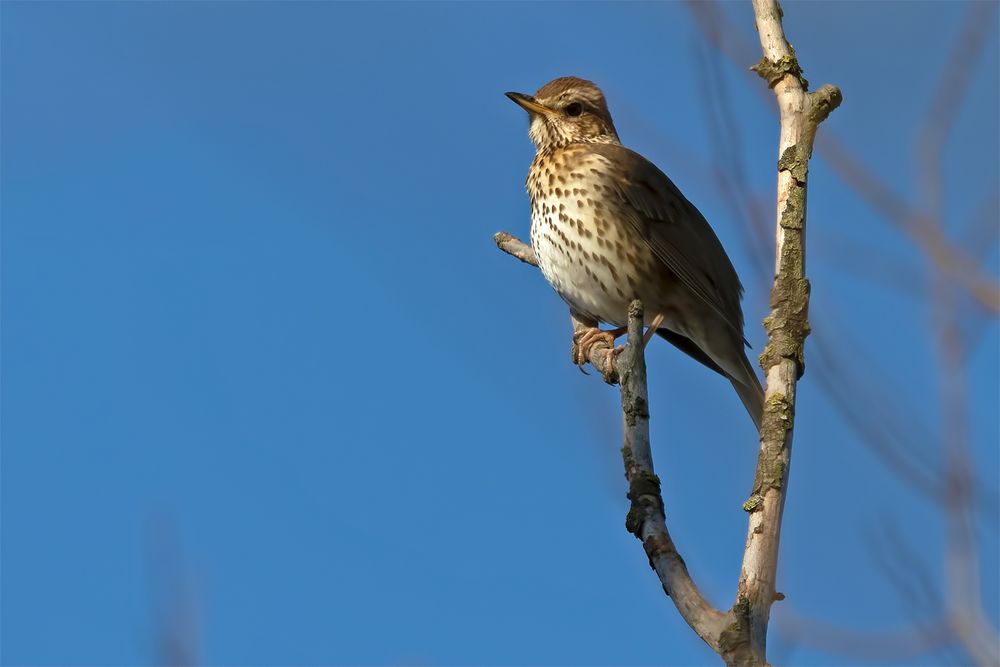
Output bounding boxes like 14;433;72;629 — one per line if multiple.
494;232;620;379
493;231;538;266
493;231;729;649
496;2;841;661
617;299;729;649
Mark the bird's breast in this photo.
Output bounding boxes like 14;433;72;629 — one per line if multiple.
526;149;661;326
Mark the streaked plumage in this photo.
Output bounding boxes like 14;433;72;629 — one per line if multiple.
507;76;764;429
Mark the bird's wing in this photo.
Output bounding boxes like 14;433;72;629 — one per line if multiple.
586;142;746;336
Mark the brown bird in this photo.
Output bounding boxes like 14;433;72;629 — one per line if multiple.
507;76;764;429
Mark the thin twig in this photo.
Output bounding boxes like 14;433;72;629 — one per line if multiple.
493;231;538;266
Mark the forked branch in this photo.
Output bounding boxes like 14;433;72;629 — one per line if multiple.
494;2;839;663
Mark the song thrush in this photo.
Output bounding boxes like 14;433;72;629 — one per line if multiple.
507;76;764;429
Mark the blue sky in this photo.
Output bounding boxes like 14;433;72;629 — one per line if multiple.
2;2;997;665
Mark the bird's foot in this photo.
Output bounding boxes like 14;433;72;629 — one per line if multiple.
642;313;666;348
572;326;624;365
572;326;627;380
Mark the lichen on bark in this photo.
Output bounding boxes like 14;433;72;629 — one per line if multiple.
777;144;810;182
757;395;794;475
808;85;844;125
626;470;665;537
751;53;809;89
759;274;811;374
719;596;754;665
622;393;649;427
743;494;765;513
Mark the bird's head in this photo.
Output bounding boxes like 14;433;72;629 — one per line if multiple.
506;76;620;151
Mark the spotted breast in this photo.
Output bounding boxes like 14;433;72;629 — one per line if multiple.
528;145;682;330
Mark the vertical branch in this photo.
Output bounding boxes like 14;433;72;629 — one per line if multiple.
689;1;998;662
497;4;841;663
722;1;841;664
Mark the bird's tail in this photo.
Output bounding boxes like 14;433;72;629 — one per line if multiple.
730;351;765;432
654;328;764;431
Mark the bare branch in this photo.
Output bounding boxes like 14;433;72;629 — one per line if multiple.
685;0;1000;313
495;231;628;380
493;234;732;648
680;2;998;664
617;299;730;649
498;2;846;662
723;2;841;665
494;231;538;266
498;1;845;662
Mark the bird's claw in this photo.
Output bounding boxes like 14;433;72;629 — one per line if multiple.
600;345;626;384
572;327;626;382
572;327;616;365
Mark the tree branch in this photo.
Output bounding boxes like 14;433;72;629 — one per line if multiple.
493;232;729;649
618;299;730;649
722;2;841;665
493;231;538;266
495;4;840;663
493;232;622;379
686;0;1000;314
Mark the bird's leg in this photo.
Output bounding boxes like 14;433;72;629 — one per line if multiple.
572;326;627;369
643;313;666;347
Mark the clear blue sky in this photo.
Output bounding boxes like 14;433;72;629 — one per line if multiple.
2;2;997;665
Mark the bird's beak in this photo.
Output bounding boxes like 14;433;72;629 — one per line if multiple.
506;92;553;116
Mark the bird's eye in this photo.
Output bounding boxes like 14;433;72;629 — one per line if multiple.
565;102;583;117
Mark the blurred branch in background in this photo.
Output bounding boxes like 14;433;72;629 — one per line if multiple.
694;33;774;274
686;1;1000;314
144;517;200;667
681;2;998;523
682;1;1000;664
775;612;954;665
920;9;999;664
